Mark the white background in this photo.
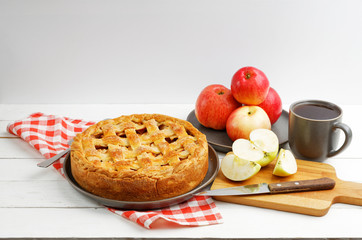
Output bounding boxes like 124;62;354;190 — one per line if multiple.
1;0;361;105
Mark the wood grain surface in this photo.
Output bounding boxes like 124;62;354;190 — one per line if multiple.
211;158;362;216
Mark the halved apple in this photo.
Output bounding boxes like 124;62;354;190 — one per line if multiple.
221;152;261;181
249;129;279;166
273;148;298;177
232;129;279;167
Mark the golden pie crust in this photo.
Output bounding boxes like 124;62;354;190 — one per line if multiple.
70;114;208;202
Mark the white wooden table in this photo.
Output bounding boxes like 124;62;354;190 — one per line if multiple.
1;104;362;239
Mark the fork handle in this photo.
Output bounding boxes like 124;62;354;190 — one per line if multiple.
37;148;70;168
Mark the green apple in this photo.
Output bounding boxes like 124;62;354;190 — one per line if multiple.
273;148;298;177
232;129;279;167
221;152;261;181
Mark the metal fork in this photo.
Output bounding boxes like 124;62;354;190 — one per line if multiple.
37;139;73;168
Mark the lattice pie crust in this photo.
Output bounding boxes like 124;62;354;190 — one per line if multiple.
70;114;208;202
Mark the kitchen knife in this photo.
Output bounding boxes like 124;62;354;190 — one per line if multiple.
196;177;335;196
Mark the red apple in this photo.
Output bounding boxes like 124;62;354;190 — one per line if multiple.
231;66;270;105
226;106;271;141
257;87;282;124
195;84;241;130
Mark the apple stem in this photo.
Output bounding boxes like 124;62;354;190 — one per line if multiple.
218;91;225;95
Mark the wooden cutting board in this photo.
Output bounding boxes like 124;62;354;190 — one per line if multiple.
211;158;362;216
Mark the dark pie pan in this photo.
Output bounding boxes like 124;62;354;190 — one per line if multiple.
186;109;289;153
63;144;219;210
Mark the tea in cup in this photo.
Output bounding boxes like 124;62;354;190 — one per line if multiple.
288;100;352;161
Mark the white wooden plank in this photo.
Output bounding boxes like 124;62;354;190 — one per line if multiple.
0;158;63;181
0;120;15;137
0;180;101;208
0;208;139;238
1;206;362;239
0;138;43;159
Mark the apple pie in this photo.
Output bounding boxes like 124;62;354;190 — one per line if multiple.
70;114;209;202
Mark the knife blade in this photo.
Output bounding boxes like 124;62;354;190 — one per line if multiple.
196;177;335;196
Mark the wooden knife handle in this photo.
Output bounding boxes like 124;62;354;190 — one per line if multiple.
268;177;336;194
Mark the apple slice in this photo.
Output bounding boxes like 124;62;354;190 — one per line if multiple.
232;129;279;167
232;138;264;163
249;129;279;167
221;152;261;181
273;149;298;177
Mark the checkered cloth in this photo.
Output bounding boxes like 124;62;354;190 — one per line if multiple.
7;112;223;229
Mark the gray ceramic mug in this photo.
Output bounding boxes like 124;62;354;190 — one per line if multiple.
288;100;352;161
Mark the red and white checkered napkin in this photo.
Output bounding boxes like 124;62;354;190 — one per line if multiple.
7;112;223;229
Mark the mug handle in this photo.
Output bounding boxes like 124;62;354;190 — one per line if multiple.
328;122;352;157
